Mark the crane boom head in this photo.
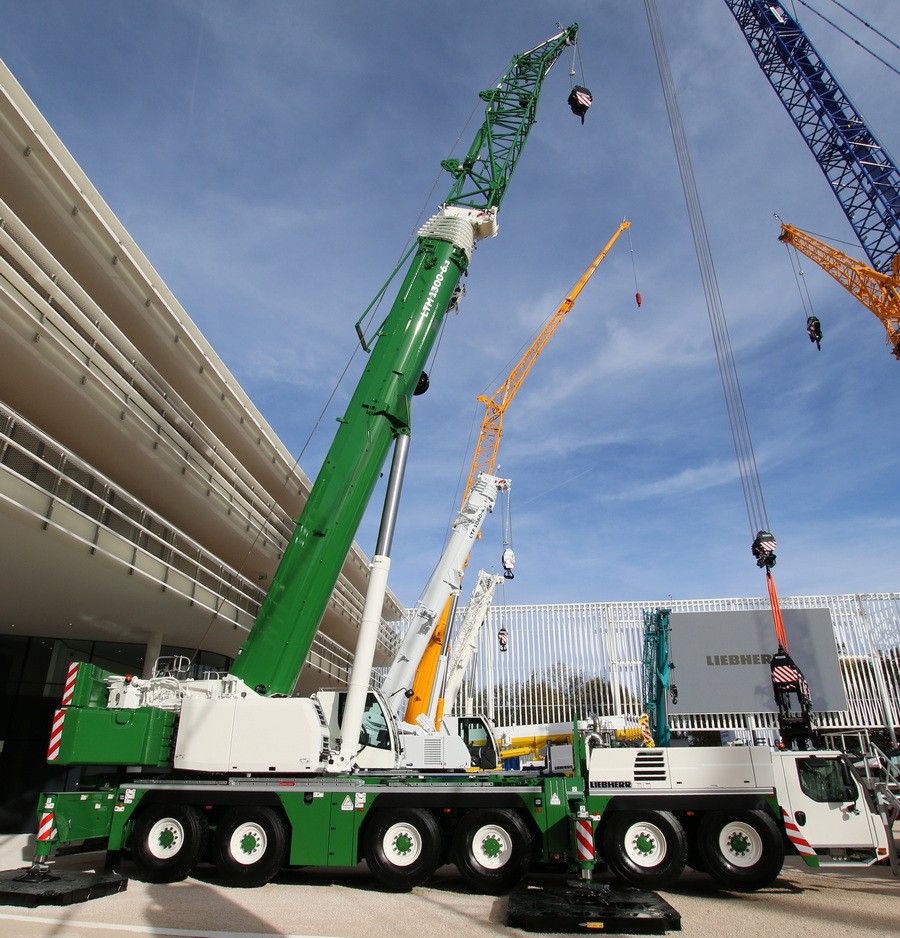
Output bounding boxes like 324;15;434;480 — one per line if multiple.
442;24;581;224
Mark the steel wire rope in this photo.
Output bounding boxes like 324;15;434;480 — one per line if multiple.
778;221;819;329
790;0;900;79
627;224;642;302
443;284;582;538
403;80;507;548
820;0;900;55
645;0;770;539
563;21;588;90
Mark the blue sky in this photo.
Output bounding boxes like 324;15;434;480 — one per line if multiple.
2;1;898;610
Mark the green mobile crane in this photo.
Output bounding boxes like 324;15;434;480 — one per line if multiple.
26;23;893;901
30;25;599;892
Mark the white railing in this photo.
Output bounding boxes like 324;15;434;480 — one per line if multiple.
439;596;900;737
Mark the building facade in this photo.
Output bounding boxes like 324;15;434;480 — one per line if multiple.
0;61;401;831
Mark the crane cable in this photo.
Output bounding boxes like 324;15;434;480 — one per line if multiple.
776;215;822;350
645;0;789;649
820;0;900;55
564;22;588;89
627;224;642;307
790;0;900;80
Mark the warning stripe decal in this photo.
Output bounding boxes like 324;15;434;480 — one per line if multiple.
36;811;56;842
61;661;79;706
781;808;819;866
574;818;594;861
46;709;65;762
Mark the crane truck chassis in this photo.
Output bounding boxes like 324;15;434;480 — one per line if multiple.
32;701;895;893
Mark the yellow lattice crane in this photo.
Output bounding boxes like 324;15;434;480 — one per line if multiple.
778;223;900;359
403;219;632;727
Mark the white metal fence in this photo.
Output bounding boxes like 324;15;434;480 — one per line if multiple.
451;595;900;744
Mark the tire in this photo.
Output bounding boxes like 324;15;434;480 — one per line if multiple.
452;808;532;894
363;808;443;891
601;810;687;889
130;804;208;883
697;810;785;891
212;806;289;888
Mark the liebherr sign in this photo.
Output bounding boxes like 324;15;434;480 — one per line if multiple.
667;609;847;714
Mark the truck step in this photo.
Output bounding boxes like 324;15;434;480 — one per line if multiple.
506;880;681;934
0;867;127;907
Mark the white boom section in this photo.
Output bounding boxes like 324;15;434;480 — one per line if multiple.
442;570;504;716
380;473;510;713
333;553;393;770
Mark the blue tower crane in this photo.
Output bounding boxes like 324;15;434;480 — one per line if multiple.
723;0;900;274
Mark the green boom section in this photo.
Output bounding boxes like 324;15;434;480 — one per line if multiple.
442;24;578;213
231;238;467;695
231;24;579;697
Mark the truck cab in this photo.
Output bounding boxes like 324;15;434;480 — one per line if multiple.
773;751;891;865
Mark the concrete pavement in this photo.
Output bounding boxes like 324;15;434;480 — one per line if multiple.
0;833;897;938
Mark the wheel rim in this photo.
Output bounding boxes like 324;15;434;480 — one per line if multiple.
228;822;268;866
146;817;185;860
471;823;512;870
622;821;667;868
381;822;423;867
718;822;763;868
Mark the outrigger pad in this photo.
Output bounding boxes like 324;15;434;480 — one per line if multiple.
0;868;127;907
507;881;681;934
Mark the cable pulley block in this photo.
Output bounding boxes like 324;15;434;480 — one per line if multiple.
567;85;592;123
502;547;516;579
752;530;777;569
806;315;822;350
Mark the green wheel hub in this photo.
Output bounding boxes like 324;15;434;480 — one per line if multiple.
635;832;657;856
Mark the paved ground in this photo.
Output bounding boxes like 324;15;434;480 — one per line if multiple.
0;833;897;938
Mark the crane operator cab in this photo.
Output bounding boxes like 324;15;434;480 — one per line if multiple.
359;695;392;750
444;715;500;771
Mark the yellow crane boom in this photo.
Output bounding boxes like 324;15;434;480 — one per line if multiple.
778;223;900;359
403;219;632;726
464;219;632;495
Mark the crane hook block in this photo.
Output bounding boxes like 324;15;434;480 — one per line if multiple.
635;292;642;308
806;316;822;350
567;86;592;124
502;547;516;580
751;530;777;570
